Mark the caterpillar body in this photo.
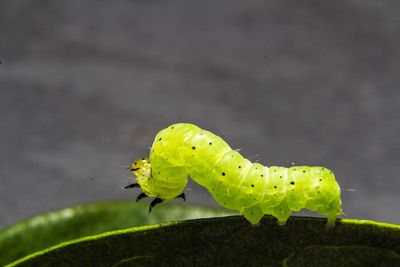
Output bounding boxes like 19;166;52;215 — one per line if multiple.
127;123;342;226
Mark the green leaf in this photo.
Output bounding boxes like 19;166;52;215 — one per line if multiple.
5;216;400;267
0;200;234;266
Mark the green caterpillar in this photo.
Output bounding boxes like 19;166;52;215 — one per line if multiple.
126;123;342;226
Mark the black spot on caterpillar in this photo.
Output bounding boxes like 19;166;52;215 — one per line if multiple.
127;123;342;226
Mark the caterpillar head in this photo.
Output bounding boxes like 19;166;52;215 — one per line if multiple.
130;158;151;186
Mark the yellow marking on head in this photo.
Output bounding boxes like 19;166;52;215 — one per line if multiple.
130;158;152;188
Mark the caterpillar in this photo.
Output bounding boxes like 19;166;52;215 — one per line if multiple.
126;123;342;226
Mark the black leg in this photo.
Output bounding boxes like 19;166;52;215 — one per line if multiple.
136;192;148;202
124;183;140;189
149;198;163;213
176;193;186;201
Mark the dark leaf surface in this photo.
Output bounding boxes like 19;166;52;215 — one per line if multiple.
0;201;233;266
6;215;400;267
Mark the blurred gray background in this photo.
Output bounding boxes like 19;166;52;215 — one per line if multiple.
0;0;399;228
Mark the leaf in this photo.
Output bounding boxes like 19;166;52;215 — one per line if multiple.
0;201;234;266
282;245;400;267
6;216;400;267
